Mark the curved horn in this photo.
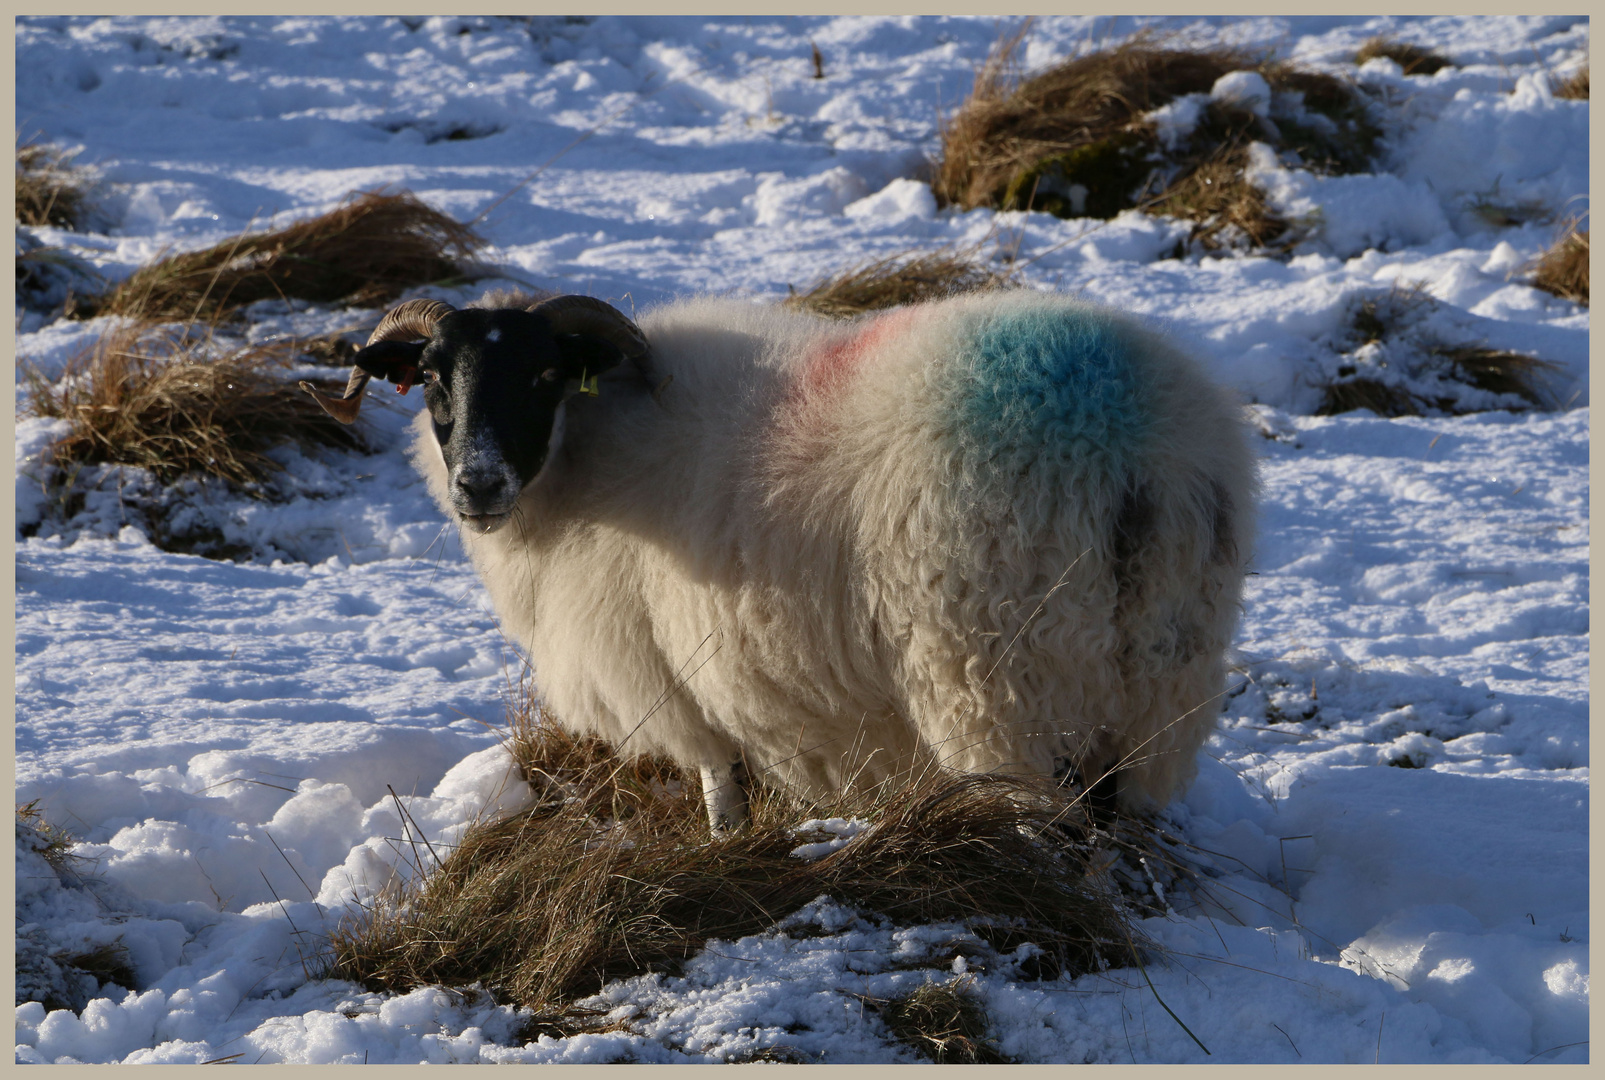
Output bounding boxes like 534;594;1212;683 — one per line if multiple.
366;298;457;348
528;295;650;365
301;299;457;425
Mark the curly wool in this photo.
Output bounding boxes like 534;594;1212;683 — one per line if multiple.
414;290;1256;811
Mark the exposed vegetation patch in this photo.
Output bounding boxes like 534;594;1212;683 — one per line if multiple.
16;803;139;1013
785;245;1018;319
327;707;1137;1022
21;320;368;489
867;977;1010;1063
1144;143;1290;253
1433;345;1562;405
90;190;484;321
291;327;366;367
17;228;105;316
1353;37;1453;77
1553;65;1588;100
1318;377;1422;418
931;28;1381;254
379;119;505;144
17;137;104;315
1528;220;1588;307
16;137;95;229
1316;287;1561;416
17;799;80;877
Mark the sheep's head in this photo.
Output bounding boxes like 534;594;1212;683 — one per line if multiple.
303;294;648;533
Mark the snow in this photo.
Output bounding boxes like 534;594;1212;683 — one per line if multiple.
14;14;1588;1065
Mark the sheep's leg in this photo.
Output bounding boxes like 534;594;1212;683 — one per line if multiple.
699;758;749;833
1053;756;1120;831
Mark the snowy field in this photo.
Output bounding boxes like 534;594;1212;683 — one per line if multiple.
14;15;1589;1064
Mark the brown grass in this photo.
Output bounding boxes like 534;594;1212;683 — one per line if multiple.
92;190;484;321
16;137;92;229
867;976;1011;1063
17;802;140;1011
1316;377;1419;417
21;320;368;488
17;799;80;878
1528;221;1588;307
1353;37;1453;77
930;28;1376;254
17;233;106;316
1433;346;1562;407
933;28;1254;213
1145;142;1291;253
1318;285;1563;416
326;707;1137;1019
1554;66;1588;100
785;246;1018;319
292;329;365;367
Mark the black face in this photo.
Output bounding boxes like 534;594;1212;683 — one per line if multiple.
361;308;624;533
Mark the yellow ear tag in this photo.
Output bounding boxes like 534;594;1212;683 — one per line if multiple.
571;367;600;397
563;369;602;398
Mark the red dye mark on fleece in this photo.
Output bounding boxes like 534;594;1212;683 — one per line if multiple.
799;307;918;399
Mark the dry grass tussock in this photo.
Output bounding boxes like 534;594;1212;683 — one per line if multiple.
863;976;1011;1063
17;799;79;878
1317;287;1563;416
1316;377;1422;418
1353;37;1453;77
327;708;1139;1022
785;244;1019;319
931;27;1379;253
17;802;140;1011
17;136;94;229
21;319;368;488
1431;345;1563;407
1553;65;1588;100
1528;219;1588;307
92;190;484;321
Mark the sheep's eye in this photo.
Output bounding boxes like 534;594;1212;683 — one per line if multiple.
539;368;561;384
423;369;441;384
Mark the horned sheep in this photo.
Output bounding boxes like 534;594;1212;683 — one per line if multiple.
305;289;1256;830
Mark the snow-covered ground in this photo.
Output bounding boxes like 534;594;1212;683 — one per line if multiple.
14;15;1588;1064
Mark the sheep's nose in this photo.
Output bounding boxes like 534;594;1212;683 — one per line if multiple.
454;472;506;510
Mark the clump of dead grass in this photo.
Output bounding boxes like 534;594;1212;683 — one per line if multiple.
17;799;80;878
327;708;1137;1020
1316;286;1563;416
292;328;367;367
1553;65;1588;100
1432;345;1562;407
785;245;1018;319
92;190;484;321
931;27;1379;254
1143;144;1290;253
1528;219;1588;307
865;976;1011;1063
17;802;141;1011
1353;37;1453;77
21;319;368;488
17;228;105;316
1316;378;1421;417
16;136;94;229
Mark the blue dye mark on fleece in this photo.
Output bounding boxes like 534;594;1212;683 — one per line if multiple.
955;306;1148;471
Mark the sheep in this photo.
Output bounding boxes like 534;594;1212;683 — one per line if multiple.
305;289;1256;831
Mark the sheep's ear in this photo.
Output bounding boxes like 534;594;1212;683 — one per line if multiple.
553;334;625;379
352;339;426;384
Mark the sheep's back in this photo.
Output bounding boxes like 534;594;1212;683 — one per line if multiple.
759;292;1253;796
